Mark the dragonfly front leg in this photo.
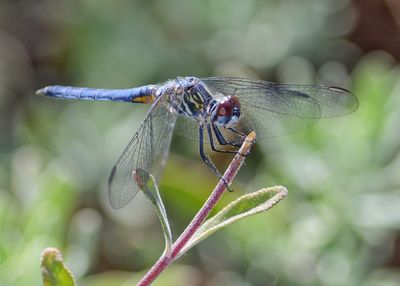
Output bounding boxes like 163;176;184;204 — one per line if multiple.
227;127;248;139
206;124;237;154
199;125;232;191
212;125;244;148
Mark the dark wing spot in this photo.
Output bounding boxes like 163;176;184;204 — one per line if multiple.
108;165;117;185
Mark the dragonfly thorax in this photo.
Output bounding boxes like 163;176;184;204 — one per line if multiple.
179;79;213;119
209;95;241;128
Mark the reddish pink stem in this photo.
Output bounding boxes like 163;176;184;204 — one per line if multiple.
137;132;256;286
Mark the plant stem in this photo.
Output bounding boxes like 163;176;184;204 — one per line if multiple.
137;131;256;286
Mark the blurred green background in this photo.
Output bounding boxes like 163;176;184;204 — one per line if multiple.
1;0;400;285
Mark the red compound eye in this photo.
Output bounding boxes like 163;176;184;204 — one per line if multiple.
217;100;232;116
217;96;240;116
229;96;240;108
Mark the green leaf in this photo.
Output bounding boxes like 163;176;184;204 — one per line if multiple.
179;186;288;256
133;168;173;256
41;247;75;286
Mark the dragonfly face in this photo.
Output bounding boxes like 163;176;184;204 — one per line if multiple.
210;95;241;128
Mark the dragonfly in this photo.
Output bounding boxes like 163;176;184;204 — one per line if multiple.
37;76;358;209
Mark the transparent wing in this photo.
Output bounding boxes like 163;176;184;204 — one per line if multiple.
174;116;207;142
200;77;358;140
173;108;317;144
202;77;358;116
108;95;179;209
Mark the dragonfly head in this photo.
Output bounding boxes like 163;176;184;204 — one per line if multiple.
212;95;241;127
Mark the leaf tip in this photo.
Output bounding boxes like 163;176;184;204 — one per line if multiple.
41;247;63;267
41;247;75;286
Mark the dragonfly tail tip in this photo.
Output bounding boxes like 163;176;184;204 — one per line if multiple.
35;88;46;96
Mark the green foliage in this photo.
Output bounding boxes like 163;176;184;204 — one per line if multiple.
180;186;288;256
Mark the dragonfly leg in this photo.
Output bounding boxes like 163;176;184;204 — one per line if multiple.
215;126;252;158
199;125;233;192
227;127;248;139
206;124;237;154
213;125;243;148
